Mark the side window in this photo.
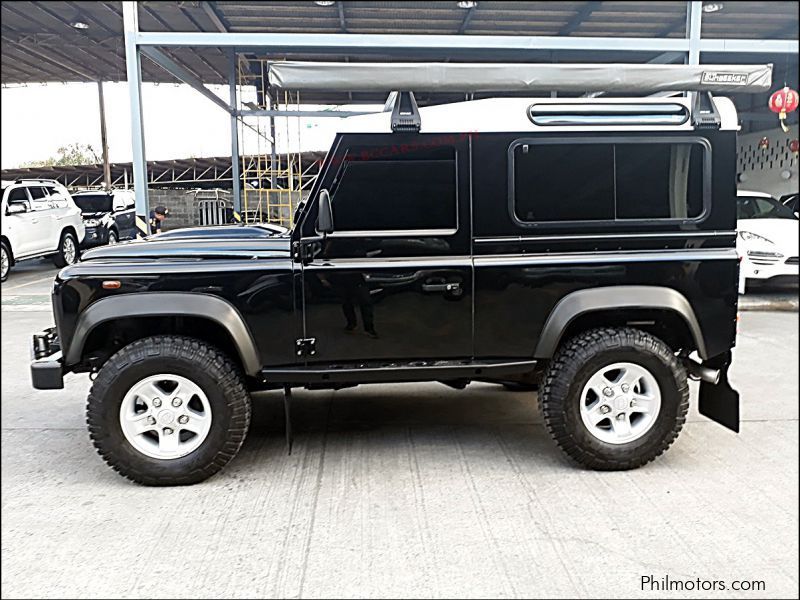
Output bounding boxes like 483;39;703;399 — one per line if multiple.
512;139;707;224
28;187;49;201
7;188;30;204
330;147;457;233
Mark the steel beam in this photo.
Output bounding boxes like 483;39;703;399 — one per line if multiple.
122;1;149;235
238;109;377;118
97;82;111;191
686;1;702;65
133;31;798;55
139;46;232;113
228;49;241;213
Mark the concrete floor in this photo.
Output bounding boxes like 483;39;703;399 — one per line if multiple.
1;262;798;598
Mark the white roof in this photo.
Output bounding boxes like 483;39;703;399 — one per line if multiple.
337;96;739;135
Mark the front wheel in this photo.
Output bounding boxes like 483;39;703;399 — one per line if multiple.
87;336;252;485
52;230;78;267
1;240;10;282
539;327;688;471
107;229;118;245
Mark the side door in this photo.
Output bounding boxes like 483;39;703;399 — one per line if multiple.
115;193;137;239
298;134;473;364
6;187;51;257
28;186;62;252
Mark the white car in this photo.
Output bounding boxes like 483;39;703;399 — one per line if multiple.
1;179;86;282
736;190;799;294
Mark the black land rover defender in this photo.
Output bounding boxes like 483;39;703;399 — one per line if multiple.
31;96;740;485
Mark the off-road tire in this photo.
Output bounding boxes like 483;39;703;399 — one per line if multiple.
86;335;251;485
539;327;688;470
52;230;78;267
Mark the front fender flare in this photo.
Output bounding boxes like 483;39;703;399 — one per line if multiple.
534;285;707;359
64;292;261;375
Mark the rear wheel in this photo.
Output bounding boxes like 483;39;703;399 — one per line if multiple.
539;327;688;470
52;230;78;267
86;335;251;485
1;240;10;282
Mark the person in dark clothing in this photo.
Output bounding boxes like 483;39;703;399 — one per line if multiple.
149;205;169;234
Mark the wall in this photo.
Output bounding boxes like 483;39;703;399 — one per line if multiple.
737;125;799;199
146;188;236;231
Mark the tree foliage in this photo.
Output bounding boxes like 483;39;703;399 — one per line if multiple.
22;143;101;167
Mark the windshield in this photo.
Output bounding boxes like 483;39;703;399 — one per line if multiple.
73;193;112;213
737;195;798;220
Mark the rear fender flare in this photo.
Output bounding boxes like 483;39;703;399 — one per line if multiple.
534;285;707;359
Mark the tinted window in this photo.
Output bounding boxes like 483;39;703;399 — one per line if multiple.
28;186;49;200
8;188;28;202
73;194;113;213
331;149;457;232
737;196;797;220
513;141;705;222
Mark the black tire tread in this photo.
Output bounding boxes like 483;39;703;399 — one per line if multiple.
86;335;251;485
539;327;689;471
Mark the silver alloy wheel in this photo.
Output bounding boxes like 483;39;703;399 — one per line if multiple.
62;235;77;264
119;374;213;459
580;362;661;445
1;245;8;279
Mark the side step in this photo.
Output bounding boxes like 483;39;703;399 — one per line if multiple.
262;359;537;385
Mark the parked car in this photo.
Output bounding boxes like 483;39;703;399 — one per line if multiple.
1;179;85;282
736;190;799;293
72;189;137;247
780;192;799;218
32;95;741;485
153;222;288;240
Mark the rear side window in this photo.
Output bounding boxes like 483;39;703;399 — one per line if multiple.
7;188;29;202
512;139;707;223
330;146;457;233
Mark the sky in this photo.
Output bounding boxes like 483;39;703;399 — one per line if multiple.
0;81;380;169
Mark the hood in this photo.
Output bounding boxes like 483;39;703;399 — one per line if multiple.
738;218;799;254
80;225;291;263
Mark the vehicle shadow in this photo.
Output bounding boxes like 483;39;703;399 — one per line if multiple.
247;382;542;436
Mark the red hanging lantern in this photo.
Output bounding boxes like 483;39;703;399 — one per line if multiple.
789;139;799;156
758;136;770;151
768;86;799;133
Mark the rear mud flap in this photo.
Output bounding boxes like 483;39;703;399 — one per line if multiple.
698;351;739;433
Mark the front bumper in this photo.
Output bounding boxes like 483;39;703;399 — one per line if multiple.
80;226;108;248
741;254;799;281
30;327;64;390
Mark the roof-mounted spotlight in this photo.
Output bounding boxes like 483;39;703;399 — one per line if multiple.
702;2;724;13
70;21;89;29
457;1;478;8
313;1;336;6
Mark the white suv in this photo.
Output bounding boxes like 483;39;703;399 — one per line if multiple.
1;179;86;282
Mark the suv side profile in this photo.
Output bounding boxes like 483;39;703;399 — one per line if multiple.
1;179;85;282
30;96;741;485
72;189;137;247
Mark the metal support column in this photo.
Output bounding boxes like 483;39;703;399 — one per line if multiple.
228;49;241;214
686;1;703;66
122;1;149;235
269;93;277;190
686;1;703;106
97;81;111;192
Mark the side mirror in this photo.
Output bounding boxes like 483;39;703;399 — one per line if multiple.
112;198;126;212
316;189;334;234
6;202;27;215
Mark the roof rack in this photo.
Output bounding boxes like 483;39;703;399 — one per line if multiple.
14;178;62;185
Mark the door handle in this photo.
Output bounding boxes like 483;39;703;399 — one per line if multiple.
422;282;461;293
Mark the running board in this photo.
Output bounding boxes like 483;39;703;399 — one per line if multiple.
261;359;537;385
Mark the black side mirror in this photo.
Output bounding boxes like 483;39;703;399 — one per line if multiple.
317;189;334;234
